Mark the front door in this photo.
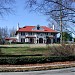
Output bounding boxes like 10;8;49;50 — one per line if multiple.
30;38;34;44
46;38;51;44
39;38;43;43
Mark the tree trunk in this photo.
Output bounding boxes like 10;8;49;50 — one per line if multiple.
59;0;63;44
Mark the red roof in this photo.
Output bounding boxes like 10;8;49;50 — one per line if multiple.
16;26;57;34
5;37;17;41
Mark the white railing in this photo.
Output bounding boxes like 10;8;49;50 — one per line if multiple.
25;34;36;37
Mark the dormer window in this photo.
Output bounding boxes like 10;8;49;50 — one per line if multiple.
37;25;40;30
32;25;44;31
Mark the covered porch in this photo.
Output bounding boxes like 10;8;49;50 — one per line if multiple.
25;36;36;44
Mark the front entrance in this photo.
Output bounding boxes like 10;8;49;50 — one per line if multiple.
46;38;51;44
39;38;43;43
30;38;34;43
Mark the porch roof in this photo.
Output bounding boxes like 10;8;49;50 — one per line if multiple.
25;36;36;38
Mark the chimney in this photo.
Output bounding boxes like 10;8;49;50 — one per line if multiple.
17;23;19;30
53;25;55;30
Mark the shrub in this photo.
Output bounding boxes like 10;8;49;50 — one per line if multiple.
0;48;3;55
0;56;75;65
47;44;75;56
11;42;25;44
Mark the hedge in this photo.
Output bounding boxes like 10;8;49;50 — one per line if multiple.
11;42;30;44
0;56;75;65
0;54;43;57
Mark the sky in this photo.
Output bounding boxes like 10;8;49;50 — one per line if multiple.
0;0;75;37
0;0;49;30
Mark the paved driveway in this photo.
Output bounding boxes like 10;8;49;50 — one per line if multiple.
0;67;75;75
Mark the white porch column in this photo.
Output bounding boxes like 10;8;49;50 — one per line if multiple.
33;38;35;44
37;39;39;44
26;38;27;42
34;38;37;44
45;40;46;44
28;38;30;43
51;39;53;44
43;39;44;44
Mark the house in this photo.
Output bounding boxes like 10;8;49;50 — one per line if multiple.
15;25;58;44
5;37;17;44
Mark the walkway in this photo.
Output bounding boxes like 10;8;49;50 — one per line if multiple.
0;61;75;72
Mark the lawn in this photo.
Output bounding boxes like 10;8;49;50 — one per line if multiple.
0;44;75;56
0;44;75;65
0;47;49;56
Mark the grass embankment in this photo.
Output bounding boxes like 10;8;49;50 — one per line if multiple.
0;44;74;56
0;47;47;55
0;44;75;65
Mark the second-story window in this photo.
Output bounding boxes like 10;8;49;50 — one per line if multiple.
51;33;53;35
21;32;25;36
30;32;32;35
29;32;32;35
45;33;48;35
41;33;42;36
21;32;22;35
37;32;40;35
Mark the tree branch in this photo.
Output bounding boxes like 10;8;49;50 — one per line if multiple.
45;0;75;12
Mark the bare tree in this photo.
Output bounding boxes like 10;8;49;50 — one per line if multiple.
0;0;15;45
0;0;15;17
0;27;9;38
9;27;16;37
25;0;75;43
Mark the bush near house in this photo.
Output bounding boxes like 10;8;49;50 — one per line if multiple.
11;42;30;44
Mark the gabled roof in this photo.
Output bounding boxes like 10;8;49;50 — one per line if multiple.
16;26;57;34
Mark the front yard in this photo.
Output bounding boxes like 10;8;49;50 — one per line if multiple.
0;44;75;65
0;47;47;55
0;44;74;56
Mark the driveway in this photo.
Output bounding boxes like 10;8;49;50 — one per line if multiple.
0;67;75;75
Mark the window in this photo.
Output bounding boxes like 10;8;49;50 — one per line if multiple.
29;32;32;35
31;32;32;35
41;34;42;36
45;33;48;35
51;33;53;35
37;32;40;35
21;32;22;35
21;32;25;36
21;38;25;42
47;33;48;35
37;25;40;30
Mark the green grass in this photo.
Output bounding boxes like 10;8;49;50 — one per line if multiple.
0;44;75;56
0;47;48;55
